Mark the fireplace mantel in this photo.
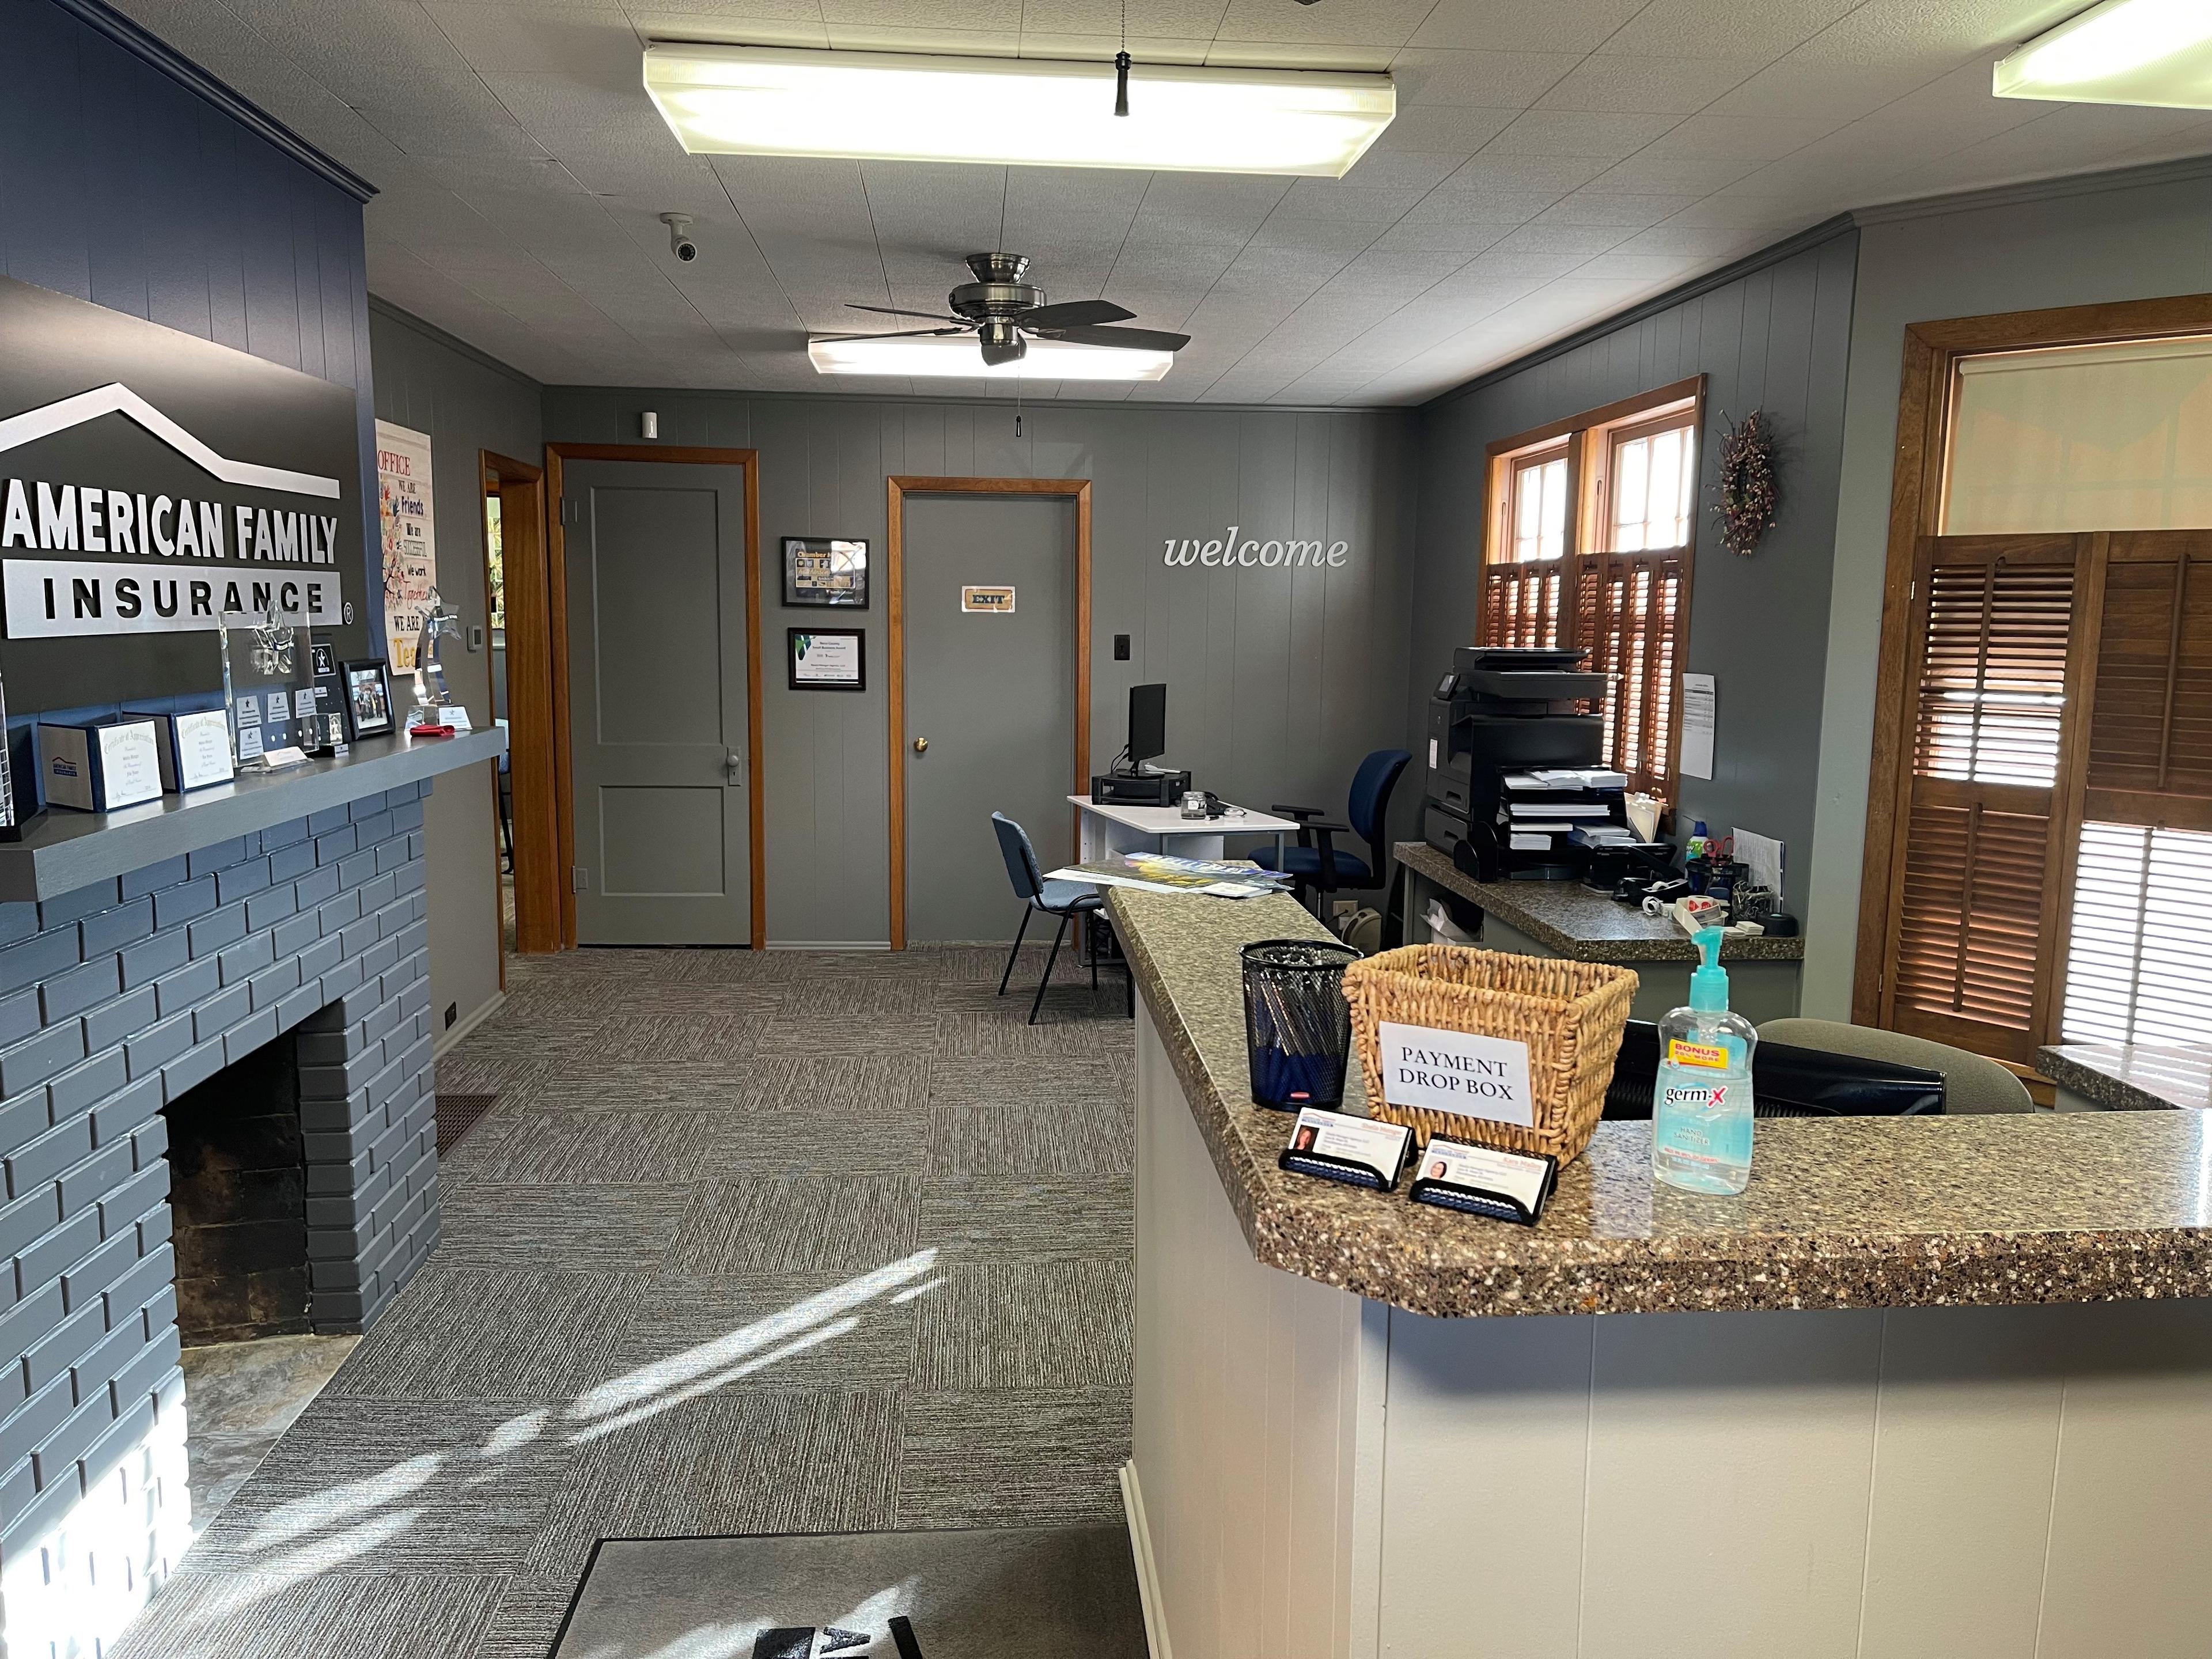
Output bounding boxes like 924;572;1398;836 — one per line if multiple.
0;726;505;901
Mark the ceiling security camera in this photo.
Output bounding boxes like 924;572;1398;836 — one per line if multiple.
660;212;698;263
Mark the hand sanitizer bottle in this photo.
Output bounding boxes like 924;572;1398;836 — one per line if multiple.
1652;927;1756;1195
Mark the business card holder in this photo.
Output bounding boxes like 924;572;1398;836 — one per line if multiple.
1278;1147;1399;1193
1408;1152;1558;1226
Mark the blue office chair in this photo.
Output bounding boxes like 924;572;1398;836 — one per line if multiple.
991;812;1133;1024
1253;749;1413;913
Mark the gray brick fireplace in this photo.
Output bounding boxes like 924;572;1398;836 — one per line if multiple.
0;728;501;1655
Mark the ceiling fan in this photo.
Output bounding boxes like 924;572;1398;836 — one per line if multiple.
826;253;1191;368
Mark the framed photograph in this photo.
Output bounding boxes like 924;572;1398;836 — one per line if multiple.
788;628;865;692
783;536;869;609
342;658;396;738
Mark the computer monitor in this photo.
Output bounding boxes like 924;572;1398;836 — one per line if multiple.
1128;683;1167;770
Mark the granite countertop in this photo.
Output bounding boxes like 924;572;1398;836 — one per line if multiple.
2038;1042;2212;1112
1395;840;1804;963
1111;885;2212;1319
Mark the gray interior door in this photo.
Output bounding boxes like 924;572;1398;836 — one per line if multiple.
563;459;751;945
903;495;1077;943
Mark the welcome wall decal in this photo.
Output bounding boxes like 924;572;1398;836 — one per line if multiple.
1162;522;1349;569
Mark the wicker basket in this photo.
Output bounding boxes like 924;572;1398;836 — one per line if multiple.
1342;945;1638;1166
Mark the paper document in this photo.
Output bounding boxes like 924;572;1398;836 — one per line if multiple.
1508;801;1609;819
1509;832;1554;851
1733;828;1785;898
1680;673;1716;779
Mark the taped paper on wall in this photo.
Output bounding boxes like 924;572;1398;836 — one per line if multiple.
1680;672;1715;780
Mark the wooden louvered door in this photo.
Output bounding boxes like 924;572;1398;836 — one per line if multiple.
1877;534;2096;1065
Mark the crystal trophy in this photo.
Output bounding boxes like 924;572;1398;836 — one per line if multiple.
218;605;319;771
409;603;463;731
0;668;36;840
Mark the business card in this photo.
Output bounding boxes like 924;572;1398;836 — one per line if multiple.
1283;1107;1411;1187
1410;1137;1551;1215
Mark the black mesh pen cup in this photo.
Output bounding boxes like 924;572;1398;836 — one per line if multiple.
1242;939;1360;1110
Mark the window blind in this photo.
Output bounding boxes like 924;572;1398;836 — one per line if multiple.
1945;337;2212;535
2060;821;2212;1047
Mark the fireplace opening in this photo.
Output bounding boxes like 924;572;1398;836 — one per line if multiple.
161;1033;312;1343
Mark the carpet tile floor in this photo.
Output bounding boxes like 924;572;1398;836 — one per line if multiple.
111;944;1136;1659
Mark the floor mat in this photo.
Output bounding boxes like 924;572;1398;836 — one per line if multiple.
550;1523;1146;1658
435;1092;497;1155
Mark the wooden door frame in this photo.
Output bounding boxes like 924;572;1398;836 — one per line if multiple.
885;476;1092;952
1851;292;2212;1028
482;451;557;959
543;444;766;950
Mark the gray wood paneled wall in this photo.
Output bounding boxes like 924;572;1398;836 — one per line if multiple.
543;391;1418;945
369;302;544;1036
1409;228;1859;923
0;0;381;639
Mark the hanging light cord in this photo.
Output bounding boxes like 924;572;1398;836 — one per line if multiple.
1114;0;1130;117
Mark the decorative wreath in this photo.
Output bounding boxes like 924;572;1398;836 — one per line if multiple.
1715;409;1779;556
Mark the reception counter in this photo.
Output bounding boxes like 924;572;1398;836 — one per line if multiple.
1395;840;1804;1021
1110;886;2212;1659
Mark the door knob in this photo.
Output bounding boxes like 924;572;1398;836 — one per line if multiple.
724;750;744;785
912;736;930;754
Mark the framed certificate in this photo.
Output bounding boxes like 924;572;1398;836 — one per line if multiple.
783;536;869;609
787;628;865;692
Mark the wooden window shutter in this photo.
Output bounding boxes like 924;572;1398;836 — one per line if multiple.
1878;535;2090;1065
1479;562;1563;649
1588;548;1686;796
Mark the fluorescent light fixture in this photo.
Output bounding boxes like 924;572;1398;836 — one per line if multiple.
1994;0;2212;108
808;333;1173;381
645;43;1394;177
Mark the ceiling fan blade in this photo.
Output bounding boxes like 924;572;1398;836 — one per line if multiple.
1032;323;1191;353
846;302;966;323
979;332;1028;367
819;327;970;343
1016;298;1134;328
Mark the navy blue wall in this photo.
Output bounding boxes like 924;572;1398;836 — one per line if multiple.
0;0;380;645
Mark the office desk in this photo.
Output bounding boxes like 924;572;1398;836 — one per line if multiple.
1068;796;1298;866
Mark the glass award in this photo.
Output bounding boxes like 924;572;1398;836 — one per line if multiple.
218;607;319;772
409;603;464;730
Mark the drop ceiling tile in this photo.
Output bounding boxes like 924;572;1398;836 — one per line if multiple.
820;24;1024;53
819;0;1023;28
1408;0;1646;55
1394;185;1565;225
1491;222;1637;257
1483;110;1686;161
1341;150;1468;191
1434;153;1615;196
1556;250;1715;283
1213;0;1434;49
1699;54;1949;123
1366;217;1520;256
1372;106;1518;155
1584;151;1763;194
1532;191;1700;229
1595;0;1858;60
1247;219;1396;253
1271;180;1434;224
1389;50;1582;110
1607;221;1791;257
626;12;831;46
1789;0;2081;68
1638;113;1843;161
1020;0;1230;36
1533;55;1767;115
426;3;642;74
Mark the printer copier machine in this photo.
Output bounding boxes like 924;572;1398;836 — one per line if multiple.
1423;646;1623;880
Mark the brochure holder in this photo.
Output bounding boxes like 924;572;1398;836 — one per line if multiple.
1277;1146;1400;1193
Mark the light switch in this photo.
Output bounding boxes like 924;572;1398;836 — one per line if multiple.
1113;634;1131;661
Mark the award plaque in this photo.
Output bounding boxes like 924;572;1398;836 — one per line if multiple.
783;537;869;609
217;607;318;771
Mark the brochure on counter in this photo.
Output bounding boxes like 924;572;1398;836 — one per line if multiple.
1041;851;1291;900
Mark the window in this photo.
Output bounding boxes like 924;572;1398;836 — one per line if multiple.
1480;380;1702;798
1511;449;1569;562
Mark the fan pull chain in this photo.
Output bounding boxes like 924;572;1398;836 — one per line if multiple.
1115;0;1130;116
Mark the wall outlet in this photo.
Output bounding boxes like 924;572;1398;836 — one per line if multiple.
445;1001;459;1029
1331;900;1356;919
1113;634;1131;661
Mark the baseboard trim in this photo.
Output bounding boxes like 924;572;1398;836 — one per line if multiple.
1120;1459;1172;1659
434;988;506;1058
765;940;892;951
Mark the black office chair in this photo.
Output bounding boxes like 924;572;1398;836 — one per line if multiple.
990;812;1132;1024
1254;749;1412;914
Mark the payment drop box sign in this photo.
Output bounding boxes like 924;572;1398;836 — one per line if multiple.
1378;1021;1535;1128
